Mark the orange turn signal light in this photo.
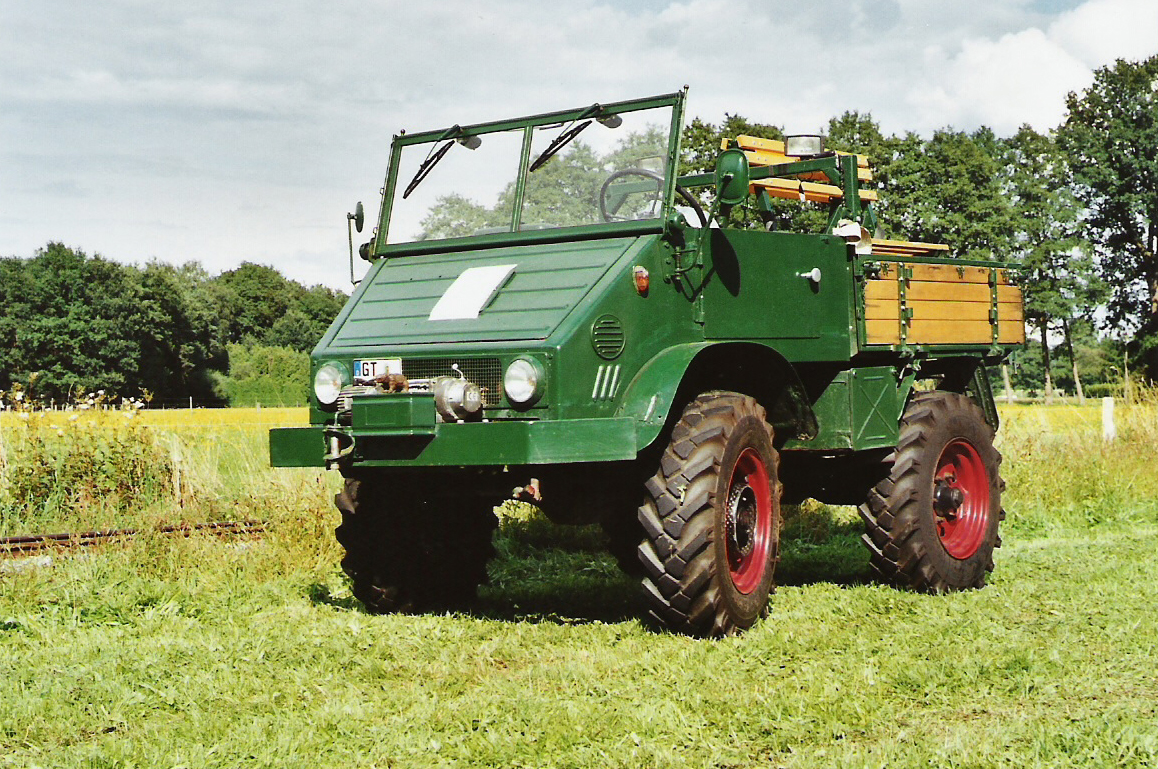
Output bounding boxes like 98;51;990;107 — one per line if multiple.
633;266;649;296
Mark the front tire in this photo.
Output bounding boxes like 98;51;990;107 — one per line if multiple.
859;391;1004;592
637;392;781;636
334;474;498;613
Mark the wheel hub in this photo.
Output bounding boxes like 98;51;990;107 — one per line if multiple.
933;482;965;518
727;483;758;559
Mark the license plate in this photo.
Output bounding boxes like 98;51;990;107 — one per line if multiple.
353;358;401;383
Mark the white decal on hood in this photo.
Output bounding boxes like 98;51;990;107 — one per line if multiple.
428;264;517;321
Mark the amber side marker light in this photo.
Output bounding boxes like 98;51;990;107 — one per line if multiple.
633;266;650;296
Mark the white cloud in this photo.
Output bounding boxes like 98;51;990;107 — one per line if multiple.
1049;0;1158;67
907;27;1094;134
903;0;1156;134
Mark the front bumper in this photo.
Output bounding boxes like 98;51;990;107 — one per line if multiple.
269;394;637;468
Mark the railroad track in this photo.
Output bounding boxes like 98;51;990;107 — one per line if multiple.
0;520;267;558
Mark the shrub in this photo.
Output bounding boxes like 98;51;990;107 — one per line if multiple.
1083;382;1124;398
213;343;310;407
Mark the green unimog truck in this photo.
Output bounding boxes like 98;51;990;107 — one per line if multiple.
270;89;1025;636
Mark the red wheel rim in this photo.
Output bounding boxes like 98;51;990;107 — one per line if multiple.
933;438;990;559
725;447;774;594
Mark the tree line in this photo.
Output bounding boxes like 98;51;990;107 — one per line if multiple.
4;55;1153;406
0;244;346;406
679;54;1157;400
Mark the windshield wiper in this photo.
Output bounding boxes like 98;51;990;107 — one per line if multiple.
529;103;622;172
402;124;480;199
529;119;593;172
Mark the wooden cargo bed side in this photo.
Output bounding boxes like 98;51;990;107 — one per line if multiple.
861;257;1025;347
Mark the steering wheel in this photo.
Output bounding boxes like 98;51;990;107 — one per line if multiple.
599;168;709;228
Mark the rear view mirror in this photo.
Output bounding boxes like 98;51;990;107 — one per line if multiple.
715;149;750;208
352;201;365;233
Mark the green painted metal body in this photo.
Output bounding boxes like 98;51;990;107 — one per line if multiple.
269;91;1019;472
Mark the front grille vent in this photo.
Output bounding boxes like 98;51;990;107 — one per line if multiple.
336;358;504;417
592;315;625;360
402;358;503;406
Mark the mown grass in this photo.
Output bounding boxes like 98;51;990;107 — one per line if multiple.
2;404;1158;767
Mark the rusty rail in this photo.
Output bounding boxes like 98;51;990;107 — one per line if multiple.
0;520;267;557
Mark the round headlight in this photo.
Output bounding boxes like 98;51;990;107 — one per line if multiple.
504;358;543;406
314;363;347;406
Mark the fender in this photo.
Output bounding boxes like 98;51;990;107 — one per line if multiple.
618;341;818;452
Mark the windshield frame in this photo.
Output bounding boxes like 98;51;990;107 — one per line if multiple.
372;89;687;256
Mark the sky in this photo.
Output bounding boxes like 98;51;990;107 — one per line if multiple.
2;0;1156;291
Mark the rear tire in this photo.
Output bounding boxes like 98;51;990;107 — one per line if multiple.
859;391;1004;592
637;392;781;636
334;474;497;613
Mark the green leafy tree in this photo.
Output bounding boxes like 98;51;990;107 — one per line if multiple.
266;309;321;351
1002;125;1103;402
135;261;225;401
209;262;346;352
1057;54;1158;372
419;193;500;239
882;129;1015;259
214;262;296;343
0;245;344;405
513;141;605;228
0;243;143;401
826;111;889;158
213;343;310;407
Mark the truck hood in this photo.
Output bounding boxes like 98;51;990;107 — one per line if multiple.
325;237;643;348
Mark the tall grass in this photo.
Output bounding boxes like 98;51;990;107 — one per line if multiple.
0;410;172;535
1000;396;1158;534
0;407;328;536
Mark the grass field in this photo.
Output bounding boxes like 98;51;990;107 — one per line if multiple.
2;404;1158;767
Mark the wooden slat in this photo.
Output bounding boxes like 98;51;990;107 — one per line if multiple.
730;135;786;154
864;298;901;320
867;280;1024;305
998;304;1025;322
870;239;950;256
907;282;992;303
869;300;1022;322
872;263;1017;288
750;177;878;204
867;319;1025;346
908;263;989;283
739;149;874;182
909;301;990;322
908;320;993;344
866;319;902;344
997;285;1022;304
731;135;870;168
998;320;1026;344
864;279;899;301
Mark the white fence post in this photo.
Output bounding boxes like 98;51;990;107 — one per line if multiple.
1102;397;1117;442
